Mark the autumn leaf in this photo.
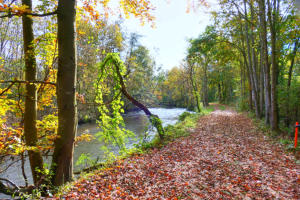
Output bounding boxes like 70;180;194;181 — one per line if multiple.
61;107;299;199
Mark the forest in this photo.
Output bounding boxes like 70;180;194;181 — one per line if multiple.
0;0;299;199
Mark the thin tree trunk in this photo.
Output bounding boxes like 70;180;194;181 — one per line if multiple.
243;61;246;98
51;0;77;186
239;59;244;100
237;18;249;106
218;83;222;103
203;63;209;107
285;39;299;126
259;20;264;118
250;0;261;116
189;62;201;112
244;0;259;117
22;0;44;186
267;0;279;131
245;61;253;110
259;51;264;118
259;0;271;125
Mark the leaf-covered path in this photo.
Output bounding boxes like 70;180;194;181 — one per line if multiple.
63;108;299;199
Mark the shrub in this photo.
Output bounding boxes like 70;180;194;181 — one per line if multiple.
178;112;191;121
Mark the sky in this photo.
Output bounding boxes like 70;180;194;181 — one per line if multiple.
121;0;215;71
30;0;215;71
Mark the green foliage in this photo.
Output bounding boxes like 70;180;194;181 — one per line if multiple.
95;53;135;156
201;105;215;115
18;188;43;200
17;165;53;199
125;45;157;109
135;113;202;151
165;113;200;140
76;153;96;168
236;97;249;112
76;20;126;122
178;112;192;121
150;115;164;139
279;138;292;145
218;105;226;111
156;67;193;108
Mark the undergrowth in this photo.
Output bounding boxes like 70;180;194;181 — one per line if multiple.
243;110;300;157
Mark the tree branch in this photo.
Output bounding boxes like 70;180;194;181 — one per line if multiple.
0;80;56;86
0;81;15;96
28;10;57;17
0;10;57;19
0;178;19;190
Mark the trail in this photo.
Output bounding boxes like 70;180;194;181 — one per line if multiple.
63;107;299;199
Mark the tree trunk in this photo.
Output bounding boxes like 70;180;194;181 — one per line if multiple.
267;0;279;131
250;0;261;116
188;62;201;112
244;0;259;117
237;17;251;109
259;20;264;118
22;0;44;186
245;61;253;110
239;60;244;100
259;0;271;125
259;52;264;118
218;83;222;103
51;0;77;186
203;63;209;107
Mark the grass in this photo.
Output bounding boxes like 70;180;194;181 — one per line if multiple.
218;105;226;111
163;105;215;142
201;105;215;115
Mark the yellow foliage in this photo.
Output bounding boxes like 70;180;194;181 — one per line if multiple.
12;5;30;16
79;0;155;26
75;133;95;144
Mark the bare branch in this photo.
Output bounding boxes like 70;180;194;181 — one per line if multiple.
0;178;19;190
0;10;57;19
28;10;57;17
0;157;22;174
0;81;15;96
0;80;56;86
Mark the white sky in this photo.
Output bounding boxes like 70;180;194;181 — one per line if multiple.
31;0;216;71
121;0;216;71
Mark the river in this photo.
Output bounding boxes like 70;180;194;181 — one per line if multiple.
0;107;186;198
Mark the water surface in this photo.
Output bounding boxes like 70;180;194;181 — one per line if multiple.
0;107;186;198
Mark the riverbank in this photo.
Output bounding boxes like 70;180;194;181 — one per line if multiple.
60;106;299;199
0;107;190;199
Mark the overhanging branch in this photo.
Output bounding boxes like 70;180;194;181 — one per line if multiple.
0;80;56;96
0;80;56;86
0;10;57;19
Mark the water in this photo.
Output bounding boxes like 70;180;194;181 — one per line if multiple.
0;107;186;197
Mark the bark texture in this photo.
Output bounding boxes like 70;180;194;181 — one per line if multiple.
22;0;44;186
267;0;279;131
188;62;201;112
259;0;271;125
51;0;77;186
243;0;259;118
202;63;209;107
